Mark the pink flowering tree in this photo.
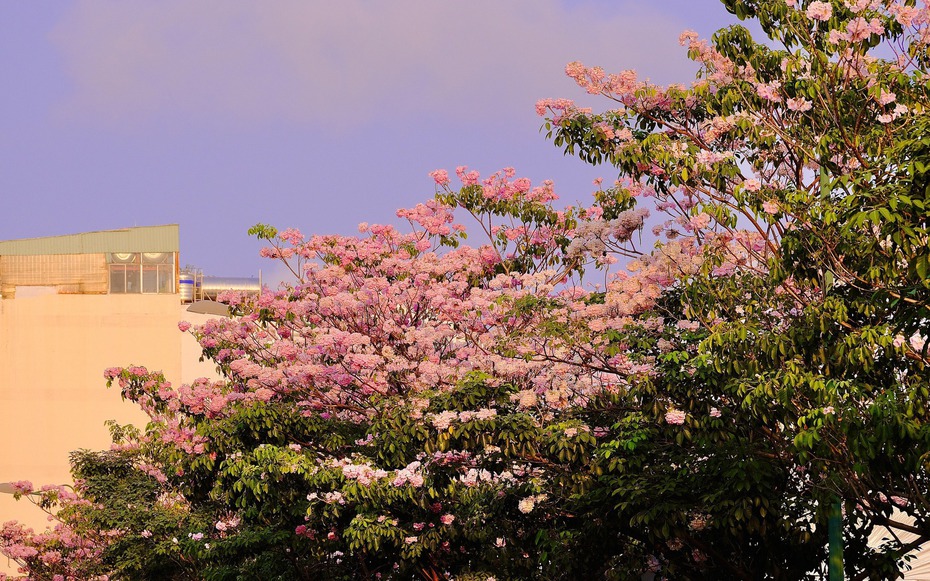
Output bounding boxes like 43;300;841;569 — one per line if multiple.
2;149;834;578
0;478;108;581
2;166;674;579
92;168;696;580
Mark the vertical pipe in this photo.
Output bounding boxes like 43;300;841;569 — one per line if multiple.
828;497;844;580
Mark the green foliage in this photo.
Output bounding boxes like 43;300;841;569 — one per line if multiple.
540;0;930;576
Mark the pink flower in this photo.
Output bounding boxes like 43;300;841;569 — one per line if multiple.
455;166;480;186
891;495;909;507
665;409;686;425
430;410;457;430
514;390;538;408
474;408;497;420
806;1;832;21
828;29;846;44
678;29;699;46
786;97;812;112
762;201;779;215
891;4;918;26
845;0;870;14
709;407;722;418
823;406;835;415
404;536;418;544
845;17;881;42
755;81;782;102
429;169;450;187
743;179;761;192
647;555;661;572
877;90;896;105
689;213;711;230
440;514;455;525
254;388;275;402
10;480;33;494
279;228;303;245
178;321;191;332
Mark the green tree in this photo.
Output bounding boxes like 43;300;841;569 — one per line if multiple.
541;0;930;577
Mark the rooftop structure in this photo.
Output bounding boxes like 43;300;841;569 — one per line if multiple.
0;225;180;299
0;225;179;299
0;224;179;256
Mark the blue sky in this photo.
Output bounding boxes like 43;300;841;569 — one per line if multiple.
0;1;740;282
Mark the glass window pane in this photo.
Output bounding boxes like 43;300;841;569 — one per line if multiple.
109;265;126;293
157;264;174;294
126;266;141;293
142;265;158;293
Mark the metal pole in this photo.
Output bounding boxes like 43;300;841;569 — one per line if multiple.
828;496;844;580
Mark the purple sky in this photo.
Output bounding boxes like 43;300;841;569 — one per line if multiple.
1;1;739;283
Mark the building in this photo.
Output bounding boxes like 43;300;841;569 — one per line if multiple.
0;225;222;573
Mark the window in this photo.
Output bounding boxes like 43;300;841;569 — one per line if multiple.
108;252;175;294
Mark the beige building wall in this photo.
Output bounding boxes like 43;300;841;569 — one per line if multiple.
0;292;223;574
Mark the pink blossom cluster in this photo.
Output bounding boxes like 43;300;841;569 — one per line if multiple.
786;97;813;112
341;462;389;486
806;1;832;21
828;16;885;43
478;168;558;205
534;98;591;124
391;461;425;488
214;515;241;533
665;409;687;425
565;208;650;263
396;199;459;237
1;507;105;578
677;32;737;85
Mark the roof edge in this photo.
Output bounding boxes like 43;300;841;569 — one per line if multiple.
0;225;180;256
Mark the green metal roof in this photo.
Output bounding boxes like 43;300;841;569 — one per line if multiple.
0;225;179;255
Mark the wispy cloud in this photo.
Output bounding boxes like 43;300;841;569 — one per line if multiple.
51;0;698;130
